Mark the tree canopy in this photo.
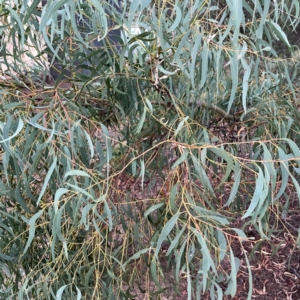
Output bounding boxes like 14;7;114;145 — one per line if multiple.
0;0;300;299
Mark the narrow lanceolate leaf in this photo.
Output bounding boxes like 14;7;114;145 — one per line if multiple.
83;129;95;158
139;158;145;188
81;204;95;230
174;116;189;136
23;0;41;23
172;149;188;169
261;143;276;192
64;170;91;179
0;118;24;143
89;0;108;40
5;6;25;49
209;147;234;188
191;34;202;88
166;4;182;32
3;102;24;110
134;106;146;134
0;252;15;261
124;248;150;266
225;248;239;297
144;203;165;217
266;20;291;47
75;286;82;300
191;205;229;225
66;183;95;201
23;210;43;255
174;29;191;61
26;119;61;135
175;238;188;283
241;58;252;113
187;263;192;300
70;3;88;46
200;42;208;89
16;184;32;213
145;98;153;113
193;229;216;291
40;0;69;31
232;228;248;240
157;64;177;75
52;205;67;256
128;0;141;30
227;55;238;114
155;213;180;257
242;167;265;219
255;0;269;39
103;200;113;231
54;188;69;213
56;285;67;300
46;120;56;143
214;282;223;300
274;148;289;200
244;252;253;300
217;230;227;261
284;139;300;167
191;154;215;194
166;225;186;256
290;175;300;205
37;156;57;206
150;259;162;289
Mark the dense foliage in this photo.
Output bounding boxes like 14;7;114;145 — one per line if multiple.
0;0;300;299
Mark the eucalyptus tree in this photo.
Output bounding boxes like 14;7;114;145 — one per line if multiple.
0;0;300;299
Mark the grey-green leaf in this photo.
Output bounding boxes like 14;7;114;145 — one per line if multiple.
23;210;43;255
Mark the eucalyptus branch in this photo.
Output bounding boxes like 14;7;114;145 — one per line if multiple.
193;100;239;121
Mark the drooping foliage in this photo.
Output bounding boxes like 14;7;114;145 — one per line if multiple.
0;0;300;299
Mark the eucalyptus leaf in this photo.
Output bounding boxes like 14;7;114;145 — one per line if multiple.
23;210;43;255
